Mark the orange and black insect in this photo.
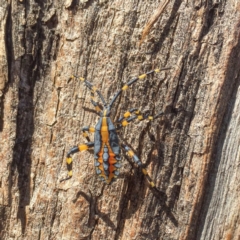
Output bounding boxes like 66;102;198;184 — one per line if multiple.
60;68;170;187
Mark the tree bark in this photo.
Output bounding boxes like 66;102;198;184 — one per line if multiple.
0;0;240;239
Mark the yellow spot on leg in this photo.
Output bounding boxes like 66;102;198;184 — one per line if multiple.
122;85;129;90
89;127;95;132
154;68;160;73
68;170;73;177
128;150;134;157
83;132;88;137
135;110;140;114
122;120;128;126
79;145;88;151
150;182;155;187
138;115;143;120
124;111;131;118
142;168;147;175
66;158;72;164
139;74;147;79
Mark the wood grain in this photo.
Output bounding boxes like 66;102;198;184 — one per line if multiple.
0;1;239;239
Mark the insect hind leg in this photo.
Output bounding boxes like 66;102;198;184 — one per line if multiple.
60;142;94;182
121;143;156;188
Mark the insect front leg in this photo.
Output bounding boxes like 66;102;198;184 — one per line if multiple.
60;142;94;182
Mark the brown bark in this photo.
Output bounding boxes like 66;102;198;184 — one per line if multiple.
0;1;240;239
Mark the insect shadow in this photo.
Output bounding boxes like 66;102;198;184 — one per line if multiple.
115;139;178;231
73;189;117;230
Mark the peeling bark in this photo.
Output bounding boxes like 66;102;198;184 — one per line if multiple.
0;1;240;239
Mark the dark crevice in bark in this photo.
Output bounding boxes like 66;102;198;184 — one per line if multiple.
201;3;221;40
49;191;59;240
66;0;79;10
0;206;9;238
77;4;100;81
151;0;182;56
10;2;46;235
164;13;180;65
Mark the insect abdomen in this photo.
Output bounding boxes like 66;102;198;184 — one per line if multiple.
94;117;121;183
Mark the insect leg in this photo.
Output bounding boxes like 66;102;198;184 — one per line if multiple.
109;67;171;108
60;142;94;182
117;108;139;122
116;110;164;130
121;143;156;188
81;126;95;142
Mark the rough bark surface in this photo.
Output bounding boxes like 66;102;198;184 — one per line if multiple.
0;0;240;240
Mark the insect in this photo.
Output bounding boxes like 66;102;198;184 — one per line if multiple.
60;67;170;187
